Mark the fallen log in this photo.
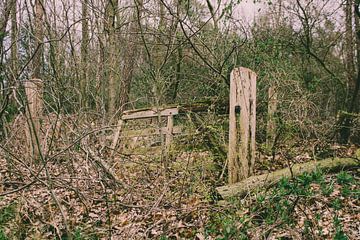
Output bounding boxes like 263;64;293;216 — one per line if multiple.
216;156;359;199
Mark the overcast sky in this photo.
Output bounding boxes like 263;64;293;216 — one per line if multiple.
237;0;265;23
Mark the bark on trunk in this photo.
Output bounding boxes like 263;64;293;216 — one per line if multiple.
106;0;119;117
80;0;89;108
25;0;44;160
10;0;17;82
119;0;143;114
32;0;44;80
339;2;360;143
266;86;277;149
345;0;356;91
0;0;14;49
25;79;43;159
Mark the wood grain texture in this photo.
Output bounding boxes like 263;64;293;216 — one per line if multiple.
228;67;257;184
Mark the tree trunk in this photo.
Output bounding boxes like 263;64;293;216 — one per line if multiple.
0;0;15;140
32;0;44;80
0;0;13;50
106;0;119;117
25;0;44;160
119;0;143;114
167;36;182;103
24;79;43;159
0;0;14;84
345;0;356;92
339;2;360;143
159;0;165;30
80;0;89;108
266;86;277;150
10;0;17;83
205;0;218;30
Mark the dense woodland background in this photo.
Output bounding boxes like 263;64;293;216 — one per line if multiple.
1;0;360;140
0;0;359;239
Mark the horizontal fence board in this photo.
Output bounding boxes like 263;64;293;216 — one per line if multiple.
122;107;179;120
121;126;183;138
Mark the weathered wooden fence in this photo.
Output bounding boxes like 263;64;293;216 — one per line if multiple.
110;107;182;155
110;67;258;185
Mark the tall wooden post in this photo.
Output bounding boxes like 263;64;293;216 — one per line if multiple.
110;119;124;157
25;78;43;159
266;86;278;150
165;115;174;149
228;67;257;184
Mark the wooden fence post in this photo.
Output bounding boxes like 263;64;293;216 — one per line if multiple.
24;78;43;160
165;115;174;151
266;86;277;150
110;119;124;157
228;67;257;184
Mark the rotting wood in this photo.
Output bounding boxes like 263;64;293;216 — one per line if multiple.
111;106;181;155
110;99;230;155
217;157;359;199
121;126;182;138
110;119;123;157
122;107;178;120
228;67;257;184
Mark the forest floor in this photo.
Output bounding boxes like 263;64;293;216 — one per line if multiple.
0;115;359;239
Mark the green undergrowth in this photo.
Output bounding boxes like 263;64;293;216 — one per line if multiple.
0;201;17;240
205;169;359;239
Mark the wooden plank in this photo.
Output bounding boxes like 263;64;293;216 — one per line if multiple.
121;126;183;138
122;107;178;120
110;119;124;156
